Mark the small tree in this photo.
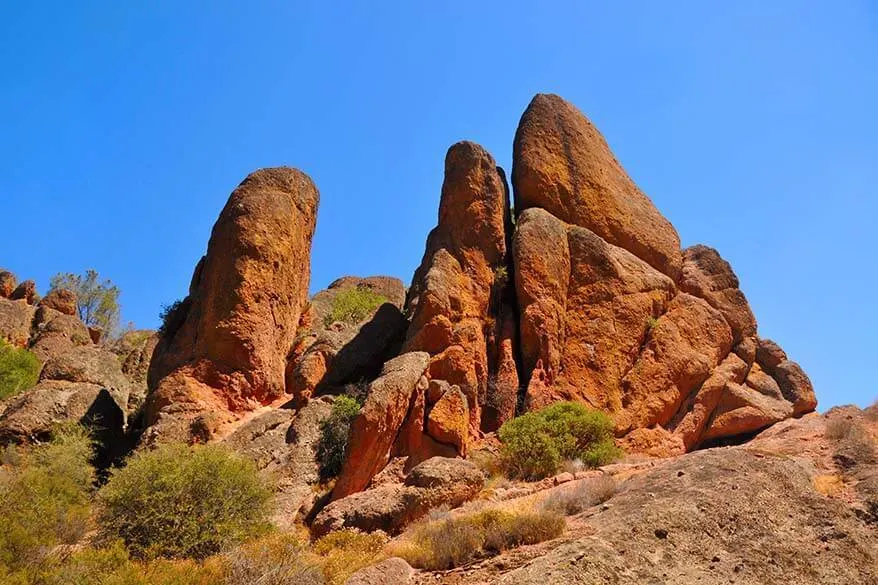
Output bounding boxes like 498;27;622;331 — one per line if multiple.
49;269;121;336
316;396;361;482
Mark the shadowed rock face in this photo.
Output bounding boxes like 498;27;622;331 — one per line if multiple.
144;167;319;443
286;275;407;406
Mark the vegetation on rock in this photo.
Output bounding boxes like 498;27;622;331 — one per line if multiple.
97;443;272;560
49;269;121;336
322;286;388;328
0;425;94;573
316;395;361;482
498;401;621;480
0;339;41;400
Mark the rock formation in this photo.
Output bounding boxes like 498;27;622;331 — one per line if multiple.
144;167;319;443
286;275;407;406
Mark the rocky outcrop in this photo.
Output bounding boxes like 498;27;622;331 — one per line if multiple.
512;93;682;280
109;330;159;412
144;167;319;443
485;448;876;585
0;271;16;298
0;297;36;348
286;276;406;406
398;140;518;461
38;288;77;317
333;352;430;499
345;558;413;585
224;396;334;525
10;280;37;304
505;93;815;451
314;456;484;537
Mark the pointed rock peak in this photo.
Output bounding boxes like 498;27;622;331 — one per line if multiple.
512;93;682;280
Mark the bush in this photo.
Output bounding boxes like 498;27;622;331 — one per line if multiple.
157;298;190;339
97;443;272;560
323;287;388;328
0;426;95;572
315;396;361;482
312;529;387;585
538;475;616;516
223;532;322;585
397;508;564;570
0;340;41;401
498;402;621;480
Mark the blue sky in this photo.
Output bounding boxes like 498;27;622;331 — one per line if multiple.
1;2;875;409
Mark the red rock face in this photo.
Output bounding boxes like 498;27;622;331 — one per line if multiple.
512;93;683;280
145;167;319;443
398;141;518;457
507;93;816;450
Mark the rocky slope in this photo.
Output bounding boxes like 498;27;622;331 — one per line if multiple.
0;93;843;581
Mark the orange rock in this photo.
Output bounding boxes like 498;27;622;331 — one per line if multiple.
426;385;469;454
39;288;77;316
515;208;676;415
145;167;318;443
618;293;733;433
10;280;36;304
403;141;511;440
679;245;757;344
671;353;749;450
332;352;430;500
512;93;682;280
0;271;16;298
619;427;685;458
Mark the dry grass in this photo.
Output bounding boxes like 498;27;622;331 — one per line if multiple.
223;532;323;585
538;475;616;516
826;415;856;440
310;528;387;585
391;507;564;570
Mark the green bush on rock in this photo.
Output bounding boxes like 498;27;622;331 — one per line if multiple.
97;443;272;560
0;339;41;401
316;395;361;482
323;287;388;328
498;401;621;480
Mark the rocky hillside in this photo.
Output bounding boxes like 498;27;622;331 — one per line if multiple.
1;94;869;584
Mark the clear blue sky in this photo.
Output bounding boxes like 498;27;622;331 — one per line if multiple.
2;2;875;409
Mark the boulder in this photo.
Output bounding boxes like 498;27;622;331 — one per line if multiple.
10;280;37;304
679;245;757;344
0;380;125;450
0;298;36;348
425;385;469;453
512;93;681;279
29;307;92;361
110;330;159;411
286;276;407;405
38;288;77;316
344;557;413;585
314;456;484;537
333;352;430;499
145;167;319;443
223;396;334;525
0;271;16;298
772;360;817;416
39;346;130;409
497;449;876;585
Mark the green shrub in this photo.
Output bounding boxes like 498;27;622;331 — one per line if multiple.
498;402;621;480
97;443;272;560
0;425;95;572
0;340;41;401
316;396;361;482
323;287;388;328
157;298;190;339
397;508;564;570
